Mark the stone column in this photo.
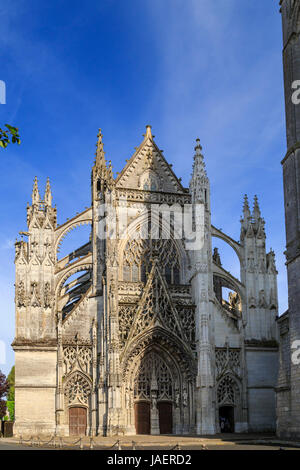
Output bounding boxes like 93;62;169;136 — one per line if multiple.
150;370;160;435
55;314;65;435
91;318;97;436
174;388;181;434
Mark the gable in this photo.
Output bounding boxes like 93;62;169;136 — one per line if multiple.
124;261;188;349
116;126;186;193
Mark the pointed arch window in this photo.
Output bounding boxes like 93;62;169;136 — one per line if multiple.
122;237;180;284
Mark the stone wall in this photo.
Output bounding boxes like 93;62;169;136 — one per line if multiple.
246;348;278;431
14;347;57;436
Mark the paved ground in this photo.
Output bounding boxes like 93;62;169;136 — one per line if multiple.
1;434;300;451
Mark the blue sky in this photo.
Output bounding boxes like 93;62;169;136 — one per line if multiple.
0;0;287;375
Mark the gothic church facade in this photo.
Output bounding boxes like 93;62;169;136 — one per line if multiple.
13;126;278;436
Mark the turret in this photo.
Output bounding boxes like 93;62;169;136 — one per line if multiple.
14;177;56;342
240;195;278;341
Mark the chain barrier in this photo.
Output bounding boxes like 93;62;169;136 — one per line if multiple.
171;443;181;450
18;435;208;450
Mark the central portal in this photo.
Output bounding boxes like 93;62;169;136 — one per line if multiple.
133;351;175;435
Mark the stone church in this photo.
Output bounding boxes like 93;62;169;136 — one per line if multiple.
13;124;279;437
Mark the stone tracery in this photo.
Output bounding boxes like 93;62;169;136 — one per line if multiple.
134;352;173;401
122;236;180;284
217;375;239;406
64;372;91;405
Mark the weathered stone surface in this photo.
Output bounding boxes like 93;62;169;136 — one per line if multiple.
277;0;300;439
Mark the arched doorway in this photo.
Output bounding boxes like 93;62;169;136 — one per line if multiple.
219;406;234;433
217;374;241;434
69;407;87;436
133;351;174;434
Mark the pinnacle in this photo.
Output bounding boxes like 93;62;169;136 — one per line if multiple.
243;194;250;211
44;177;52;206
189;137;208;196
195;138;203;153
252;195;261;218
145;125;153;140
32;176;40;204
192;138;206;172
96;128;105;157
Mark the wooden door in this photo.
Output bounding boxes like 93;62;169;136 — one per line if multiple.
135;402;150;434
69;407;87;436
158;402;172;434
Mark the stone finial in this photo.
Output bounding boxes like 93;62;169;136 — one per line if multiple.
95;128;106;170
189;138;209;203
93;129;115;190
44;177;52;207
145;125;153;140
252;195;261;220
195;138;203;154
32;176;40;204
242;194;250;219
192;138;207;177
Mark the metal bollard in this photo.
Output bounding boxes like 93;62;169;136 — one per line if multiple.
132;441;136;450
90;437;94;450
80;437;83;450
59;437;63;449
19;435;23;445
117;439;121;450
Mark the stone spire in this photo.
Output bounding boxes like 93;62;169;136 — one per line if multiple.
190;138;209;204
95;128;106;176
252;195;261;220
32;176;40;204
243;194;251;219
94;129;115;186
192;139;207;178
240;194;251;236
44;177;52;207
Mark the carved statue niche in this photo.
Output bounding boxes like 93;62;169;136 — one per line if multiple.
44;281;52;308
175;389;180;408
258;290;267;308
30;281;41;307
182;388;188;407
17;280;26;307
248;292;256;309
